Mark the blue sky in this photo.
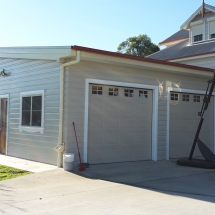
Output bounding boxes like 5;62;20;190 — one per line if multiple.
0;0;214;51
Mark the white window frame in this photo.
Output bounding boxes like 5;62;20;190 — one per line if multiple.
19;90;45;134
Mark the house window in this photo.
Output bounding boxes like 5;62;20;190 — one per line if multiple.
22;96;42;126
124;89;134;97
170;93;178;101
182;94;189;102
139;90;148;98
92;86;102;95
109;87;118;96
19;90;44;133
211;34;215;39
194;95;200;102
194;34;203;42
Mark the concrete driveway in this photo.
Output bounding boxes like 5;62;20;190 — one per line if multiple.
0;160;215;215
74;159;215;197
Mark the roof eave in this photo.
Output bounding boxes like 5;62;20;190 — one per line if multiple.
72;45;213;74
181;4;215;30
159;37;189;46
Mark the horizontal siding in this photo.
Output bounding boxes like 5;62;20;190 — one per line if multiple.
0;58;60;165
64;61;210;162
176;57;215;69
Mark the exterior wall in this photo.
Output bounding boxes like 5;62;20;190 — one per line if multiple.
189;12;215;44
175;56;215;69
0;58;60;165
63;60;210;163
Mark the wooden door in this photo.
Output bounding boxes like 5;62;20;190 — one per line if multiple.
0;99;8;154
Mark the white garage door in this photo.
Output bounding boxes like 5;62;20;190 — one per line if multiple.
88;84;152;164
170;92;214;159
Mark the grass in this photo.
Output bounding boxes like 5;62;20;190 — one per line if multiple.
0;164;32;181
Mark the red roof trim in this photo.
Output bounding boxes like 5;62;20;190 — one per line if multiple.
159;36;189;45
166;50;215;61
72;45;213;72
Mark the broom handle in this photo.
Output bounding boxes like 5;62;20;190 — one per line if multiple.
73;122;83;164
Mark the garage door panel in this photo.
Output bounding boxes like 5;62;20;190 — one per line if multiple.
88;116;104;129
88;149;103;162
137;104;151;115
135;133;150;145
134;148;151;160
178;120;191;131
89;100;104;114
104;101;120;115
88;84;152;164
121;103;135;114
106;132;120;146
170;92;214;159
106;117;120;129
180;133;192;143
122;118;135;129
136;117;150;129
180;107;191;117
120;132;135;146
105;149;121;162
88;133;104;148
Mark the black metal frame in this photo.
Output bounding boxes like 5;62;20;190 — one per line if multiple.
189;72;215;160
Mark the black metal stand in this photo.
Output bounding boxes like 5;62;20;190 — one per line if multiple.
177;71;215;169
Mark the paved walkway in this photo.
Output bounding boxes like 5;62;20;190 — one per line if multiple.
0;154;57;172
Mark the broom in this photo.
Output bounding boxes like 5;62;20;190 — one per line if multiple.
73;122;89;171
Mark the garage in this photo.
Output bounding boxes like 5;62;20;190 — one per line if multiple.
88;84;152;164
169;92;214;159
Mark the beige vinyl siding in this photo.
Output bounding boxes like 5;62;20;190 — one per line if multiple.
0;58;60;165
175;57;215;69
191;24;203;36
209;20;215;38
63;61;211;163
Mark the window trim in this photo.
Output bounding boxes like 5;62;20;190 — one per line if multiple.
193;34;203;42
19;90;45;134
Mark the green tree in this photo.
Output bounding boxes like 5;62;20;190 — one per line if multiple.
117;34;160;57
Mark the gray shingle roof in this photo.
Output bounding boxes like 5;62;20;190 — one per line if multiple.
147;39;215;60
159;29;189;45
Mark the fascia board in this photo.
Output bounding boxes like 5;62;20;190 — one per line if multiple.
169;53;215;62
80;52;213;78
181;6;202;29
0;47;73;60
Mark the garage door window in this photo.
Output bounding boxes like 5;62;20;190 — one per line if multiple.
182;94;189;102
109;87;118;96
139;90;148;98
171;93;178;101
92;86;102;95
124;89;134;97
194;95;200;102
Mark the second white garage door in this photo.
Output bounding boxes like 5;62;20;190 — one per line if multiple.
88;84;152;164
170;92;214;159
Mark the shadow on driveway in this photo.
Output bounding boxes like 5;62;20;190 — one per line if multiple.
73;160;215;203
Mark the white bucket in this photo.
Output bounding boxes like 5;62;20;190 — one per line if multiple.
63;153;75;171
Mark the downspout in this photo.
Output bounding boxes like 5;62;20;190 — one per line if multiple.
55;51;80;167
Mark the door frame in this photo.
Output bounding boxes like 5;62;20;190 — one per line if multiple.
0;94;9;155
84;78;159;163
166;87;215;160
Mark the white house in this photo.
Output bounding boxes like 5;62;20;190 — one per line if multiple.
148;3;215;69
0;45;214;167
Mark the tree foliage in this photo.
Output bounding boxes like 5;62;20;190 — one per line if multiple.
117;34;160;57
